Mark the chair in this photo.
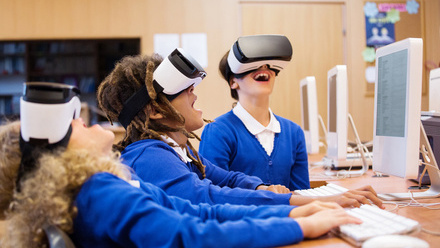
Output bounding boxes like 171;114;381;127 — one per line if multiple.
44;225;76;248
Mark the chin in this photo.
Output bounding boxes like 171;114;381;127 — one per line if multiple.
187;122;204;132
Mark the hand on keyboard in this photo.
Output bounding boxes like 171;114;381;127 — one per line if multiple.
323;186;383;209
294;184;384;209
296;208;363;238
334;204;420;246
256;184;290;194
288;201;342;218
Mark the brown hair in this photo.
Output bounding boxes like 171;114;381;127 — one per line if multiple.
97;54;206;178
0;121;131;247
219;51;239;101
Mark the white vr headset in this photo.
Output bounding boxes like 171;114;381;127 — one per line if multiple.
118;48;207;129
17;82;81;191
20;82;81;145
154;48;206;95
227;34;293;75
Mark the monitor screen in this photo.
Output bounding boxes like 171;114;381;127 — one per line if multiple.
300;76;320;154
373;38;423;180
301;84;309;131
376;49;408;138
326;65;347;160
329;74;337;133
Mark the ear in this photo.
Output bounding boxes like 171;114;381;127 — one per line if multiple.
148;105;164;120
230;79;239;90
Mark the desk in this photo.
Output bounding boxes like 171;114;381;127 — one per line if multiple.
282;155;440;248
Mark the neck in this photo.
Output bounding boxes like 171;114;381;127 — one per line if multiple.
238;96;271;126
166;131;188;146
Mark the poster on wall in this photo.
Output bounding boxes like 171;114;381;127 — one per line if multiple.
365;12;395;47
362;0;420;85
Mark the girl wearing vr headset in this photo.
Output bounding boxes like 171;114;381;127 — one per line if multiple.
0;82;362;247
199;35;383;207
98;48;382;209
98;50;312;207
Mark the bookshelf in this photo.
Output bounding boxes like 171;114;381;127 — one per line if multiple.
0;38;140;124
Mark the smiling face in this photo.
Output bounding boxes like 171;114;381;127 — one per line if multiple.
231;65;276;100
169;85;204;132
67;118;115;155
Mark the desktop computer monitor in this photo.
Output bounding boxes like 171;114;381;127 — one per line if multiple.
372;38;440;201
373;38;423;180
429;67;440;113
300;76;320;154
327;65;348;161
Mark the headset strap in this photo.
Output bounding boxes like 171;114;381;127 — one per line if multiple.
118;82;166;129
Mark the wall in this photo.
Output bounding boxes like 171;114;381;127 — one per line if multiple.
0;0;438;144
345;0;439;141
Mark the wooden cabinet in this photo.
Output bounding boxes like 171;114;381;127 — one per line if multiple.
0;39;140;124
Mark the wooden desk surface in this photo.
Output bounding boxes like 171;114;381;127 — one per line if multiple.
282;154;440;248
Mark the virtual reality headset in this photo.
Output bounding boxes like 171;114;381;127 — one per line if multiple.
227;34;293;75
118;48;207;129
154;48;207;96
20;82;81;146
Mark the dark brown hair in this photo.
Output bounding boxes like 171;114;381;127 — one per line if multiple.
97;54;206;178
219;51;239;101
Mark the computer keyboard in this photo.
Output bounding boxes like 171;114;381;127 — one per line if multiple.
294;183;349;196
294;184;421;247
346;152;373;160
334;204;420;246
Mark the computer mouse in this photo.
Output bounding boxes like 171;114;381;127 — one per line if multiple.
362;235;429;248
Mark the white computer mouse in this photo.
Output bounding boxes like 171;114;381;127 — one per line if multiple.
362;235;429;248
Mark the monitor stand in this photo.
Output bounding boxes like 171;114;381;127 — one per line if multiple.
324;113;369;177
309;115;329;167
377;122;440;201
317;114;328;150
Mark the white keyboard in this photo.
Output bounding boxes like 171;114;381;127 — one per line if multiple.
334;204;420;246
294;183;349;196
346;152;373;159
294;184;421;246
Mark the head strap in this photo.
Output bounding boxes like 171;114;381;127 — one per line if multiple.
117;48;206;129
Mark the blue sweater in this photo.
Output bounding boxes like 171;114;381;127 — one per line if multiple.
121;139;292;205
72;173;303;247
199;111;310;191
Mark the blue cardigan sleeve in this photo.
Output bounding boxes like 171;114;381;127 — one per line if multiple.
123;143;291;206
73;173;304;248
200;121;236;171
201;155;264;190
289;127;310;190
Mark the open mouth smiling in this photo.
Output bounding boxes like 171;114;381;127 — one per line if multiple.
253;72;270;81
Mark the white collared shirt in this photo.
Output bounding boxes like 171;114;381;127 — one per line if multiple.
233;102;281;156
161;135;193;163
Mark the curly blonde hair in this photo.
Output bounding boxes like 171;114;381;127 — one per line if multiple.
0;121;131;247
97;54;206;178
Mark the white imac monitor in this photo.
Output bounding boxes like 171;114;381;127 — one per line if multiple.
429;67;440;113
374;38;440;201
373;38;422;180
300;76;320;154
326;65;348;160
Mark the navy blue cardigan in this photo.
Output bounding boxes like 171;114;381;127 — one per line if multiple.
200;111;310;191
121;139;291;206
72;173;303;247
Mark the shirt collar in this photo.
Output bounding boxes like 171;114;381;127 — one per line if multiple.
160;135;193;163
232;102;281;135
